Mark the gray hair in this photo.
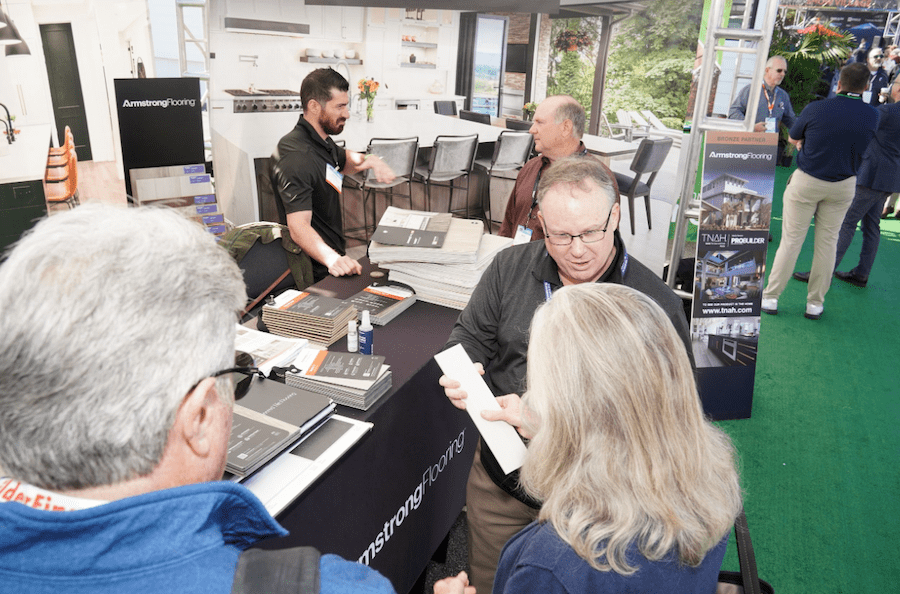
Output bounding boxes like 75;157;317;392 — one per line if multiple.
536;154;619;209
765;55;787;69
520;283;742;575
0;205;246;490
550;95;586;139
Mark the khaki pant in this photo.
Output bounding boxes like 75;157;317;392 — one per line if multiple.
465;441;538;594
764;169;856;307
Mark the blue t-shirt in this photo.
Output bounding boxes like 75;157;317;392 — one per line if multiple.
494;521;728;594
790;95;879;182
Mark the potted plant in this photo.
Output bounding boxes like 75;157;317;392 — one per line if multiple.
522;102;537;120
554;30;591;53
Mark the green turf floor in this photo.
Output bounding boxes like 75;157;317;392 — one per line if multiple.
714;165;900;592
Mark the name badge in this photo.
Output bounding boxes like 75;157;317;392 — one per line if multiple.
513;225;533;245
764;117;776;133
863;91;872;104
325;163;343;194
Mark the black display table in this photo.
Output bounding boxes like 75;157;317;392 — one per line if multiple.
253;258;475;594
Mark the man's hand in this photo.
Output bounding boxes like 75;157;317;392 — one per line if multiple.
481;393;533;439
438;362;484;410
368;155;396;184
753;121;766;133
433;571;476;594
325;254;362;277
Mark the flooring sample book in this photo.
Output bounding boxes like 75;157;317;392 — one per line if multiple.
227;374;335;477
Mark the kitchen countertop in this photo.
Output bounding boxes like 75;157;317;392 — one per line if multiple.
0;124;52;185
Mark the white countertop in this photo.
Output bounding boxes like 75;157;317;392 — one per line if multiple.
0;124;52;185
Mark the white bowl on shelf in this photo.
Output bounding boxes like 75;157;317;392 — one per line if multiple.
305;48;319;57
321;49;334;59
345;50;357;59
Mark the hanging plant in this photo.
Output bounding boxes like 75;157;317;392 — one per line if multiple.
554;30;591;53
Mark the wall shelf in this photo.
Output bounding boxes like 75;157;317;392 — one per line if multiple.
299;57;363;65
402;41;437;49
400;62;436;69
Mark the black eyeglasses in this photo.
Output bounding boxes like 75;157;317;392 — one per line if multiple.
189;351;259;401
541;207;614;246
774;68;787;73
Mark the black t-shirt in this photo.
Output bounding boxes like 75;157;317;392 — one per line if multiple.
271;116;348;280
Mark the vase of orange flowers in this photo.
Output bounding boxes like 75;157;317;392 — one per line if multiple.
358;77;380;123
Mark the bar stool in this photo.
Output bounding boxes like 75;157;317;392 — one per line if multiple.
45;149;79;209
612;137;673;234
433;101;457;116
473;130;533;232
47;127;74;168
348;137;419;240
413;134;478;219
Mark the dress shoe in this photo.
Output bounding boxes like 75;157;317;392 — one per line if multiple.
805;303;823;320
834;269;867;288
792;271;810;283
761;297;778;315
882;209;892;219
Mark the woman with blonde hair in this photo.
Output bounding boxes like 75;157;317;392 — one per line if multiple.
436;283;741;594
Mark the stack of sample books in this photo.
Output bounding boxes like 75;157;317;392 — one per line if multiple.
285;348;392;411
261;290;357;347
226;374;335;477
368;207;484;265
344;284;416;325
130;164;226;237
381;233;513;310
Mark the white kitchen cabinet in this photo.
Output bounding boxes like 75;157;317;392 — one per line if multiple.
224;0;322;37
321;7;364;43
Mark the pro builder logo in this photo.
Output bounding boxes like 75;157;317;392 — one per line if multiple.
121;97;196;108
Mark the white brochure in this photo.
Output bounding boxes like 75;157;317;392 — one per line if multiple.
434;344;528;475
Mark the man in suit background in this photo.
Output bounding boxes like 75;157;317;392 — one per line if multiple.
832;79;900;287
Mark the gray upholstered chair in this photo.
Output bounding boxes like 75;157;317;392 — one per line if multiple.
413;134;479;219
474;131;534;231
612;137;673;234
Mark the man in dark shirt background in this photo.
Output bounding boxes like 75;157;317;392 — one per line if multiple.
761;63;879;320
271;68;394;281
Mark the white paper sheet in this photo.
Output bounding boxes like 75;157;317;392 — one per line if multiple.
434;344;528;475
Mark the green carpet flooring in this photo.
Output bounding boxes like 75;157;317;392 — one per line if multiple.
715;164;900;592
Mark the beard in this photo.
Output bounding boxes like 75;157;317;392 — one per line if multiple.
321;114;346;136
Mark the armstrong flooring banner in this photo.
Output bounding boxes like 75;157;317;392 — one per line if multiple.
692;130;777;419
114;78;205;197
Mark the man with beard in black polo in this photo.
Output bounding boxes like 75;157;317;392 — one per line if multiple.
271;68;395;281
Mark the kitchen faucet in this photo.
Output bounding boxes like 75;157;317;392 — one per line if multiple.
0;103;15;144
334;60;353;108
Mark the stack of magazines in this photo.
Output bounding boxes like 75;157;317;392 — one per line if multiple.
285;348;392;411
262;290;357;346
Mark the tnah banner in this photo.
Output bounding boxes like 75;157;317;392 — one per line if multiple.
114;78;205;197
692;131;777;420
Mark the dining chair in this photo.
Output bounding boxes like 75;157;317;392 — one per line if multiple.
413;134;478;219
612;137;673;234
433;101;458;116
474;131;534;231
504;118;533;131
459;109;492;125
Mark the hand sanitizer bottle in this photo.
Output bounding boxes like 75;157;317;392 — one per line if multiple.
358;310;373;355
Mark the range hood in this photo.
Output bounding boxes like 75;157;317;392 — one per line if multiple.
224;17;310;37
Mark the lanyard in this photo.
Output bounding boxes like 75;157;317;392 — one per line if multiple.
762;85;775;116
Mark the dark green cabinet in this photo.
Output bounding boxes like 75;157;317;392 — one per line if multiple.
1;179;47;256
